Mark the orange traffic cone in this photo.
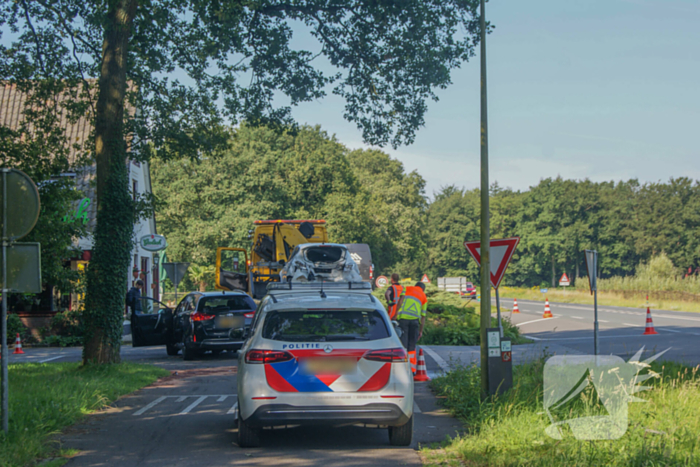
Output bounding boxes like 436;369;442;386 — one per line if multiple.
542;298;553;318
643;307;658;335
13;333;25;354
408;350;417;374
413;348;431;382
513;298;520;313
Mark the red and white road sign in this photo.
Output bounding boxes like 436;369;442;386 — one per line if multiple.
375;275;389;288
559;273;570;287
463;237;520;289
420;274;431;284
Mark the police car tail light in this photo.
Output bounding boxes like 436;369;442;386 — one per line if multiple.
363;348;407;363
190;312;215;321
245;349;294;364
243;312;255;319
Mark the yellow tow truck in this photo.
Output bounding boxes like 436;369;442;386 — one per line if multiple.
215;219;329;299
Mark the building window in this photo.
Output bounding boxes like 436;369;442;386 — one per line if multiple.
132;179;138;201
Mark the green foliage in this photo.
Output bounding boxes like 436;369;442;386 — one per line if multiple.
427;360;700;466
5;314;26;341
152;124;427;276
2;0;483;365
426;177;700;288
372;285;525;346
0;362;169;467
573;253;700;295
40;310;84;347
187;264;216;292
82;148;133;363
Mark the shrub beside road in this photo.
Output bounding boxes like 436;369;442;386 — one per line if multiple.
424;359;700;466
0;362;169;467
373;285;527;346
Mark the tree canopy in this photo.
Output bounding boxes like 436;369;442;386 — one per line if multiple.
1;0;483;363
425;177;700;287
151;123;427;275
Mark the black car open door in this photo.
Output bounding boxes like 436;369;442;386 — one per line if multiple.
131;297;173;347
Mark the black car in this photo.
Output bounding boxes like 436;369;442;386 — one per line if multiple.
131;291;257;360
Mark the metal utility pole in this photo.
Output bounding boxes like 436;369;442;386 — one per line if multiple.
479;0;491;400
2;169;8;433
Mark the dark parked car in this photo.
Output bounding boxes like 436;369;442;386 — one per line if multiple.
131;291;257;360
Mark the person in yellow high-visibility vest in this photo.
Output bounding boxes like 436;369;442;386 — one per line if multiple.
395;282;428;355
384;273;404;320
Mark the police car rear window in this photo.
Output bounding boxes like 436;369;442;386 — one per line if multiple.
262;310;389;342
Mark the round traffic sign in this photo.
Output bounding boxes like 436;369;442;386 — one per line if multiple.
1;169;40;240
375;275;389;288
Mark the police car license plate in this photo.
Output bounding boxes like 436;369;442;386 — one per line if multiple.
301;358;356;375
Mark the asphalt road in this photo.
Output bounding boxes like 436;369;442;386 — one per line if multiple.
6;345;461;467
500;298;700;365
7;300;699;466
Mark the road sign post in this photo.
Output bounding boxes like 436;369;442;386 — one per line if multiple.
1;168;41;433
163;262;190;306
464;237;520;395
478;0;491;400
559;273;571;288
585;250;599;356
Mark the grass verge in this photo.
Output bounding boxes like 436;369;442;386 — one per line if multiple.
499;286;700;313
425;358;700;466
0;362;169;467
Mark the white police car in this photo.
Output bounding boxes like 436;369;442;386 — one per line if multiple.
236;281;414;447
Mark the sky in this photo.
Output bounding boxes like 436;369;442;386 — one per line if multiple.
285;0;700;197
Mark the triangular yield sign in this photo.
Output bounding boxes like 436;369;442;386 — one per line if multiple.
463;237;520;289
421;274;430;284
584;250;597;294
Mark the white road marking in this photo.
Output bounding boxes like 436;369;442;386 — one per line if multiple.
227;402;238;415
421;346;450;373
39;355;65;363
413;402;422;414
524;334;658;341
175;396;188;402
217;395;228;402
180;396;208;414
654;314;700;323
661;329;682;333
598;320;609;323
523;335;542;341
571;316;584;320
624;323;640;327
133;396;168;416
515;317;560;327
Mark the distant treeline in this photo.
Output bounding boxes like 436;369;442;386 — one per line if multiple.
152;124;700;287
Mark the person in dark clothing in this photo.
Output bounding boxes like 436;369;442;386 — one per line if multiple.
384;273;404;320
126;280;143;317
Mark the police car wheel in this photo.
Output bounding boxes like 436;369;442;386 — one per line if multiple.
237;410;261;448
388;415;413;446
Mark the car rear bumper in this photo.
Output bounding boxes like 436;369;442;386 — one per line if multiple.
193;339;243;351
244;403;410;428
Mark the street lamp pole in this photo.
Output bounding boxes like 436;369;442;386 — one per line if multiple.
479;0;491;400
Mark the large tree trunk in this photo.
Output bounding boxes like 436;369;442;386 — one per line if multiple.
551;255;556;288
83;0;138;365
